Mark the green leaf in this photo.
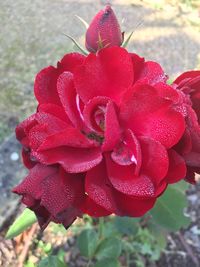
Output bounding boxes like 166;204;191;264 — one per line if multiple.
63;34;88;55
24;261;36;267
96;237;122;260
101;221;118;238
77;229;98;258
6;208;37;239
122;21;143;48
38;256;67;267
75;15;89;29
94;258;121;267
150;181;190;231
114;216;139;235
122;32;133;48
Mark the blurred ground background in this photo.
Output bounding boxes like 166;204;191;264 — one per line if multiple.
0;0;200;266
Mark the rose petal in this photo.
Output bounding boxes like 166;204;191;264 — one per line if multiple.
22;148;37;169
74;46;134;104
106;154;155;198
139;136;169;185
58;53;85;72
130;53;145;82
38;103;71;123
33;147;102;173
38;128;97;151
34;53;85;106
120;84;185;148
175;129;192;155
174;70;200;87
83;96;110;133
154;82;180;103
34;66;60;105
16;114;37;146
135;61;167;85
166;149;186;183
102;101;121;151
82;197;112;217
57;72;85;129
111;129;141;175
85;160;118;213
41;168;84;218
114;190;156;217
12;163;57;200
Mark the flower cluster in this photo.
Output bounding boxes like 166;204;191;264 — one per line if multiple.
13;6;200;229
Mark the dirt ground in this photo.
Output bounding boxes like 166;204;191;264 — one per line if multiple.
0;0;200;266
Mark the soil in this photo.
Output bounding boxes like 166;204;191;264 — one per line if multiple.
0;0;200;266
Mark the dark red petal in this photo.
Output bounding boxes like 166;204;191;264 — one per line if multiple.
22;148;37;169
185;167;199;184
13;164;83;230
139;136;169;185
85;160;118;213
184;152;200;167
166;149;186;184
41;169;84;218
175;129;192;155
29;124;51;150
186;106;200;153
111;129;141;175
34;66;60;105
106;154;155;198
33;147;102;173
30;203;52;230
102;101;121;151
174;71;200;123
82;197;112;217
120;84;185;148
12;163;57;200
57;72;85;129
58;53;85;72
38;128;97;151
74;46;134;104
114;190;156;217
174;70;200;87
16;114;37;146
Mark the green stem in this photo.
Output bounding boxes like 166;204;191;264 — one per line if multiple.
99;217;104;239
126;251;130;267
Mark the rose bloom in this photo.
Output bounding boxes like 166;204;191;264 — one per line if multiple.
173;71;200;184
13;46;191;229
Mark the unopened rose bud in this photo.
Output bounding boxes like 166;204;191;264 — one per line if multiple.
85;5;123;52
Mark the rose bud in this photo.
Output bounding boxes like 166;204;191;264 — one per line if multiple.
85;5;123;52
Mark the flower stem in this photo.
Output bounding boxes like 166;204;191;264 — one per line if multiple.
99;217;104;239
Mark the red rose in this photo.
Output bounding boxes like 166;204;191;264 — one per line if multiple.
85;5;123;52
173;71;200;184
13;47;187;229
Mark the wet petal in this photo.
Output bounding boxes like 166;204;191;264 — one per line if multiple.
74;46;134;104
